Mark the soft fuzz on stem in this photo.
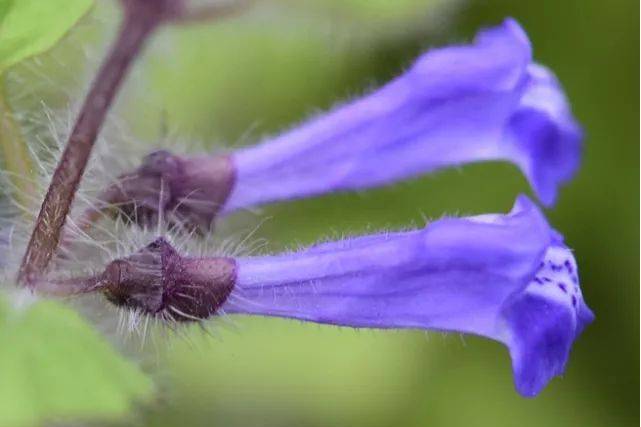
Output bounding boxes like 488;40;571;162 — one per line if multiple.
18;0;249;283
17;1;165;284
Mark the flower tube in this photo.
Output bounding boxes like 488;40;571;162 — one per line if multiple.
225;19;581;211
97;196;592;397
94;19;581;229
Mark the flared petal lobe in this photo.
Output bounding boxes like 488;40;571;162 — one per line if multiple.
506;64;582;205
223;19;581;212
222;196;592;396
501;244;594;396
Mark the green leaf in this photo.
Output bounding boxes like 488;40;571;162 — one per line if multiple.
0;0;93;73
0;296;154;427
0;0;93;200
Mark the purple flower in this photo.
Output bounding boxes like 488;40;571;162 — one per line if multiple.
223;18;581;212
58;18;590;399
221;195;593;397
92;19;580;230
93;195;592;396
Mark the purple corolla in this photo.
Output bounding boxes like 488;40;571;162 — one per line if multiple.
224;18;581;212
95;196;592;397
97;19;580;229
222;195;593;397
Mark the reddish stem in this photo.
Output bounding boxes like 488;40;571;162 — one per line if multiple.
17;3;162;284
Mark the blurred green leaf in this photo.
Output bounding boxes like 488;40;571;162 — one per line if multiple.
0;0;92;194
0;0;93;73
0;296;154;427
0;78;35;207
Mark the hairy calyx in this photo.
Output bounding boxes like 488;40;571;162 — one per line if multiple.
102;237;236;321
88;150;234;232
41;238;236;322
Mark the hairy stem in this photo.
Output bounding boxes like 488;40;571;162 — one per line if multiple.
17;2;162;284
34;274;104;297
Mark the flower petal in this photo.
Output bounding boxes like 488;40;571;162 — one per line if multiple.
222;196;592;396
223;19;581;212
505;64;582;205
499;244;594;396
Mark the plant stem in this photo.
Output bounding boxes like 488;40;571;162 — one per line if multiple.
17;3;162;285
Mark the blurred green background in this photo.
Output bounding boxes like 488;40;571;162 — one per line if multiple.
5;0;639;426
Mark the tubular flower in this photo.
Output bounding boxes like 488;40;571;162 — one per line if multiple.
225;19;580;211
98;196;592;397
97;18;580;229
225;195;593;396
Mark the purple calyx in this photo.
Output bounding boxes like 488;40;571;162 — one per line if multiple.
83;150;235;232
101;237;236;321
